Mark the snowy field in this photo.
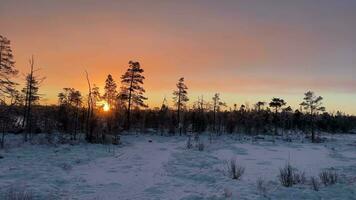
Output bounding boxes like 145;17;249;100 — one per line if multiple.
1;133;356;200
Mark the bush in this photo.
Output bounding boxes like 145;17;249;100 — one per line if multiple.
319;169;338;186
59;163;72;172
4;185;33;200
198;142;205;151
256;177;268;197
186;136;193;149
310;176;320;191
279;163;294;187
278;163;306;187
293;171;306;184
226;159;245;180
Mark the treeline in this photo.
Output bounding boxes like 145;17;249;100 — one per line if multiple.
1;35;356;147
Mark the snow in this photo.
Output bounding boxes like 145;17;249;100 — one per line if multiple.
1;133;356;199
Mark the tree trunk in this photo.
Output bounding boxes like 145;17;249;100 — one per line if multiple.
177;88;181;136
126;71;134;131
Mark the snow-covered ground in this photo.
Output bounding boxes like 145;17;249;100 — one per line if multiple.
1;133;356;200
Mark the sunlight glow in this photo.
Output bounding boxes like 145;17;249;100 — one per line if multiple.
103;102;110;112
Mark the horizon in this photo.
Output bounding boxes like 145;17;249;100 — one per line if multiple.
1;0;355;114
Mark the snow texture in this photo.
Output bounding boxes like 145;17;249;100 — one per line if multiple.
1;133;356;199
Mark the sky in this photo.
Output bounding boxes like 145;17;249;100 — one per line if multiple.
1;0;355;114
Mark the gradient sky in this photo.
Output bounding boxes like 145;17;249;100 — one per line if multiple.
1;0;355;114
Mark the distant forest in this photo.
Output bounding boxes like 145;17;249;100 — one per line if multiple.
1;35;355;148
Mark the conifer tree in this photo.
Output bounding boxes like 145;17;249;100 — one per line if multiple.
103;74;117;109
173;77;189;135
300;91;325;142
0;35;18;103
212;93;226;132
22;56;44;141
269;98;286;136
119;61;147;130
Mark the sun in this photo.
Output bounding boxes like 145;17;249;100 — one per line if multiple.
103;103;110;112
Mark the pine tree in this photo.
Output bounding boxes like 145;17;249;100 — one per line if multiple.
0;35;18;103
22;56;44;141
119;61;147;130
103;74;117;109
269;98;286;136
212;93;226;132
255;101;266;112
173;77;189;135
300;91;325;143
91;84;102;108
58;88;82;139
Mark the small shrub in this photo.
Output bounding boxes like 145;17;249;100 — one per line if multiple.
198;142;205;151
293;171;306;184
319;170;338;186
186;136;193;149
279;163;294;187
223;188;232;198
226;159;245;180
59;163;72;172
256;177;268;197
310;176;320;191
278;163;306;187
4;185;33;200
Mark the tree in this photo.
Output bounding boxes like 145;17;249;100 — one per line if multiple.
103;74;117;109
0;35;18;104
269;98;286;136
255;101;266;112
58;88;82;139
212;93;226;132
22;56;44;141
119;61;147;130
300;91;325;143
91;84;102;108
85;70;94;142
173;77;189;135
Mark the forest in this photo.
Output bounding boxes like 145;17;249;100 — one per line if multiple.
1;35;356;149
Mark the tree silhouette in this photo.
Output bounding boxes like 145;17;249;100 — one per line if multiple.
212;93;226;132
22;56;44;141
91;84;102;108
103;74;117;109
255;101;266;112
173;77;189;135
0;35;18;103
119;61;147;130
58;88;82;139
300;91;325;142
269;98;286;136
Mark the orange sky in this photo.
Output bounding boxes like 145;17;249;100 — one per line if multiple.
1;0;355;114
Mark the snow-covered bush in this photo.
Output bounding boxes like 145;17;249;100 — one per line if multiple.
4;185;33;200
223;188;232;198
279;163;294;187
225;158;245;180
186;136;192;149
278;163;305;187
310;176;320;191
319;169;338;186
198;142;205;151
59;163;72;172
256;177;268;197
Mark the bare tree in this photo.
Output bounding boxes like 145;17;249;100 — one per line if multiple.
85;70;94;142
